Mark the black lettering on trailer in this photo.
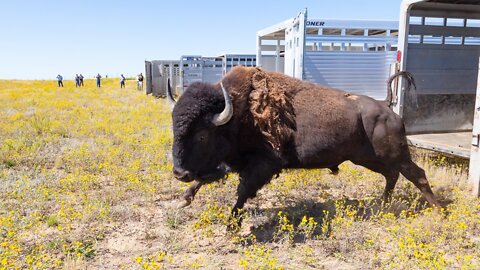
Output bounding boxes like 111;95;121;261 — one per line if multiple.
306;21;325;26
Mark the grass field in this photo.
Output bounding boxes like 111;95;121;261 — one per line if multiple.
0;79;479;269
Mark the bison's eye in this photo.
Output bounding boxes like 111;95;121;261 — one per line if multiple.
194;130;208;144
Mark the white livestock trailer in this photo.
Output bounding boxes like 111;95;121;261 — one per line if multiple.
146;54;256;96
394;0;480;196
180;54;256;90
145;60;181;97
256;10;399;99
180;55;223;90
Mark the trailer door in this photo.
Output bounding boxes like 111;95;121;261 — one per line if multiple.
398;2;480;134
285;11;306;79
181;56;203;90
145;61;153;95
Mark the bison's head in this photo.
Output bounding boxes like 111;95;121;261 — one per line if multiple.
168;81;233;184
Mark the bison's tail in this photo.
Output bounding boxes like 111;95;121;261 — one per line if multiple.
384;71;417;108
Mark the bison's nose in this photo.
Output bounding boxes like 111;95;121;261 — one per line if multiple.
173;167;193;182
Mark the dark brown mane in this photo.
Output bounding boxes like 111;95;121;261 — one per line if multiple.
222;67;296;152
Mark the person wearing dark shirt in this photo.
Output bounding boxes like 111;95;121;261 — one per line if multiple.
96;73;102;88
79;74;84;86
56;74;63;87
137;73;144;90
120;74;126;88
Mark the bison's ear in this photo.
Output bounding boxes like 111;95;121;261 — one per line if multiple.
249;69;296;151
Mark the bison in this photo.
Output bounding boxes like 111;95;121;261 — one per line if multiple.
167;66;439;224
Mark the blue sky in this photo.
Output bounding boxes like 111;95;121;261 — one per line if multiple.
0;0;403;80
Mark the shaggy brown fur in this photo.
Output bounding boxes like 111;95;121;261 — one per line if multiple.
218;67;298;152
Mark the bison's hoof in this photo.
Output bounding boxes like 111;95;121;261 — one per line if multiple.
177;199;192;209
329;167;339;175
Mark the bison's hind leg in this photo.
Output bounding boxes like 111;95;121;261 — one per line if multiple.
351;160;400;203
400;160;440;208
382;170;400;203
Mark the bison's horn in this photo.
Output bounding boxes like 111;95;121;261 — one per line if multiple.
166;78;176;112
212;82;233;126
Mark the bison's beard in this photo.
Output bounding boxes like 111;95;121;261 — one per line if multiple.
177;163;230;209
197;163;230;183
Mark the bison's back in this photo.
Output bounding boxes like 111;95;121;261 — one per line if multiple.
286;78;408;168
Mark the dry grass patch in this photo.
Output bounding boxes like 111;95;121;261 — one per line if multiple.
0;79;479;269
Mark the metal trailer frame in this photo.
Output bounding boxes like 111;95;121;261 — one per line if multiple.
145;60;181;97
180;54;256;91
180;55;222;90
222;54;256;76
257;10;399;99
146;54;255;96
395;0;480;196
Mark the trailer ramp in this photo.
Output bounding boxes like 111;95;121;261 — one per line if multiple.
407;131;471;158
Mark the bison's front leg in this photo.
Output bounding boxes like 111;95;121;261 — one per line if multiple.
177;181;203;208
229;156;282;230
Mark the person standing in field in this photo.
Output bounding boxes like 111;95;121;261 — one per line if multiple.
75;74;80;87
56;74;64;87
79;74;84;87
96;73;102;88
137;73;144;90
120;74;126;88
